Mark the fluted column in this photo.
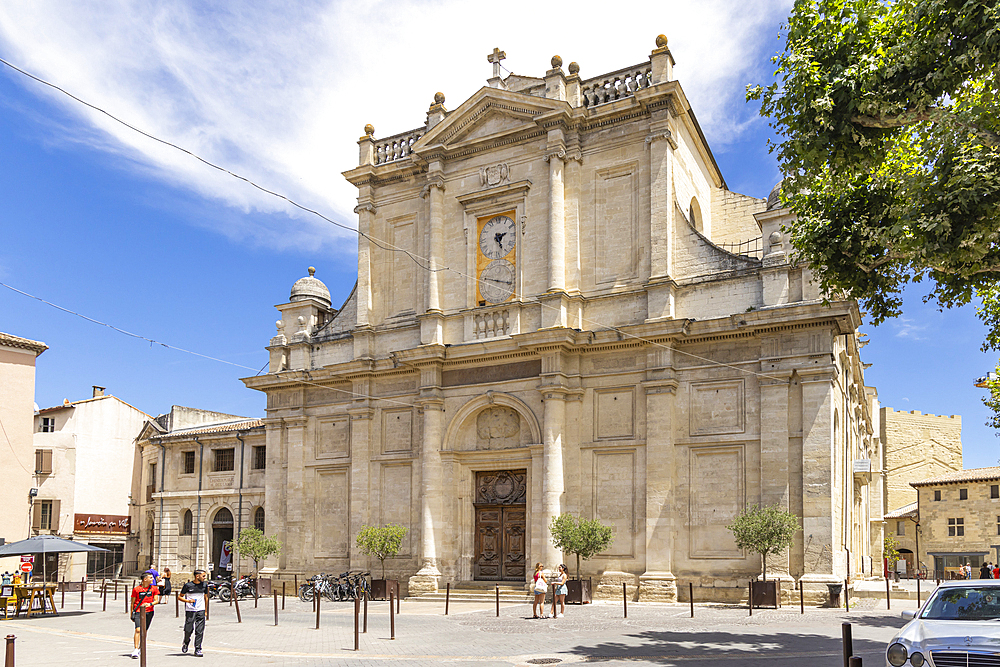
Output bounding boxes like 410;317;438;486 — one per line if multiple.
546;148;566;294
421;163;446;345
410;362;445;595
540;387;567;565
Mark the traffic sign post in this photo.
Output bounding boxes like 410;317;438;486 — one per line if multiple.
19;563;32;574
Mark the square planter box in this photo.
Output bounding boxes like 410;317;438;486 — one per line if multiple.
370;579;398;601
751;580;780;608
565;578;592;605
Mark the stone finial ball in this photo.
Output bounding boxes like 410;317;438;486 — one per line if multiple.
769;231;783;245
434;91;445;105
308;266;316;276
364;123;374;136
551;55;563;68
656;34;668;48
568;61;579;75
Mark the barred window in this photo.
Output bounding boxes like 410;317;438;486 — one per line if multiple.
254;507;265;531
180;510;193;536
183;451;196;475
213;448;235;472
948;517;965;537
896;521;905;536
960;488;968;500
252;445;266;470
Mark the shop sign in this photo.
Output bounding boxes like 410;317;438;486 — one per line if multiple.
74;513;130;534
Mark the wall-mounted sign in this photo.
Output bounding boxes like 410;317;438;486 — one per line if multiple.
74;514;130;535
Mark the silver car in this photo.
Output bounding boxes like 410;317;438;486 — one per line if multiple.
886;579;1000;666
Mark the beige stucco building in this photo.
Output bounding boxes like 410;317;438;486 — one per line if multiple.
136;406;266;577
882;407;963;513
0;332;47;573
238;36;883;604
31;387;151;580
912;467;1000;579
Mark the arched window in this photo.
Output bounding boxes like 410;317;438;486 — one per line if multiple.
212;507;234;528
181;509;193;536
254;507;265;531
689;197;703;232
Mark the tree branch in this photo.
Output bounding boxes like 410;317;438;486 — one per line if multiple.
852;108;1000;147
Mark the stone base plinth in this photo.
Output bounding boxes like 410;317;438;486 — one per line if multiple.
596;570;639;601
407;573;439;597
638;577;677;602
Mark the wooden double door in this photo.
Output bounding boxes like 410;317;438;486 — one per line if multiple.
473;469;527;581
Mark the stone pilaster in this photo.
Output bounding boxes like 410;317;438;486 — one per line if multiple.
639;342;678;602
348;376;373;572
759;368;792;579
281;416;308;572
355;198;376;329
410;360;445;595
544;131;566;295
646;113;676;321
262;417;286;569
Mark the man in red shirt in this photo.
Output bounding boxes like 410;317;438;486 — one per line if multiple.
993;563;999;579
130;571;159;659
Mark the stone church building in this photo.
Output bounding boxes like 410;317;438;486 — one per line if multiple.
241;36;881;602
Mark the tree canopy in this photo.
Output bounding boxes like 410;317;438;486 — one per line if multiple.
726;504;800;581
355;524;408;580
549;513;614;580
234;527;282;576
749;0;1000;334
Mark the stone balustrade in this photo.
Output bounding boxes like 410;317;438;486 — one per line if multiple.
375;128;423;164
581;64;653;108
471;306;516;340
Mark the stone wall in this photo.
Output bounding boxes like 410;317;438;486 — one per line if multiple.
882;408;962;512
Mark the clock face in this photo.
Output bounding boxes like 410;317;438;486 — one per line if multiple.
479;260;515;304
478;215;516;260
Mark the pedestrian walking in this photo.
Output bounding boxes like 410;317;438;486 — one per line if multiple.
531;563;548;618
554;564;568;618
130;572;159;659
981;562;991;579
994;563;1000;579
178;569;208;657
158;567;172;603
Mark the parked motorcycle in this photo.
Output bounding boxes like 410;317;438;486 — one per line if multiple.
231;574;257;601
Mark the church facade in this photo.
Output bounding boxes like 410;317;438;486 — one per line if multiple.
243;36;881;602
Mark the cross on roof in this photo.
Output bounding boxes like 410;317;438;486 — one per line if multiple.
487;47;506;78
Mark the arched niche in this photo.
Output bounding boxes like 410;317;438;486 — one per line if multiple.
443;391;541;452
689;196;703;232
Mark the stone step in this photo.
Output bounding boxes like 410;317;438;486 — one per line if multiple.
417;592;532;602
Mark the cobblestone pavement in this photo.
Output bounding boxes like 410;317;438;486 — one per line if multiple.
0;593;917;666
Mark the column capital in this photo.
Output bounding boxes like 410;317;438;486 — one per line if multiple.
543;147;566;163
353;202;376;215
420;178;446;199
282;416;308;429
643;379;679;395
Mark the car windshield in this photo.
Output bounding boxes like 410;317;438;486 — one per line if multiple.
920;587;1000;620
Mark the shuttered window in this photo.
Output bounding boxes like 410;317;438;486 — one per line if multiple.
34;449;52;475
31;500;59;531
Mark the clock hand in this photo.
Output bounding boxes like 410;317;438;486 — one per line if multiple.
494;232;506;246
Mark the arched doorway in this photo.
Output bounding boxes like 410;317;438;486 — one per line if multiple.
211;508;234;575
898;548;914;578
473;470;526;581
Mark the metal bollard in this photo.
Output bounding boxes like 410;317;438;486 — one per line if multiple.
495;584;500;617
315;589;320;629
282;581;286;610
396;581;401;614
273;591;278;626
916;576;921;606
363;592;368;633
139;606;148;667
114;581;118;601
842;622;853;667
81;577;85;610
354;596;360;651
849;657;862;667
689;582;694;617
886;577;891;610
799;580;804;614
445;582;450;616
622;582;627;619
389;588;395;640
749;582;753;616
845;580;849;612
102;580;107;612
175;588;179;618
234;592;242;623
254;579;258;609
61;579;65;609
5;634;14;667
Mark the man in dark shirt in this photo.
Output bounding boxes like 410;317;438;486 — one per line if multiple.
178;569;208;657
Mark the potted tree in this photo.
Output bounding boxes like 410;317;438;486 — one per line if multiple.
549;513;614;604
233;527;282;599
726;504;799;608
356;524;408;600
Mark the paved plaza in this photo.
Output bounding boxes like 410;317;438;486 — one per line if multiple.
0;592;917;666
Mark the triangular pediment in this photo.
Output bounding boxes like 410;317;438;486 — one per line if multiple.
413;87;569;154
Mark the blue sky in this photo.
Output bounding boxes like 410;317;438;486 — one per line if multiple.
1;0;996;468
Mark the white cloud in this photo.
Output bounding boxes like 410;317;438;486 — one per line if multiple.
0;0;792;252
893;318;928;340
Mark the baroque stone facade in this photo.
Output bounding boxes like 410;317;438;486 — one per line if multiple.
242;37;881;602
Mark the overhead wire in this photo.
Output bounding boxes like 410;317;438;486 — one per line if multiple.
0;413;33;475
0;56;786;384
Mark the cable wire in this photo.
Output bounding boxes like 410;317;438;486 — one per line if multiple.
0;56;787;382
0;412;33;475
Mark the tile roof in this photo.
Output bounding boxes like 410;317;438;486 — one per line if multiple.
884;502;918;519
37;394;151;418
911;466;1000;487
155;418;265;439
0;332;48;355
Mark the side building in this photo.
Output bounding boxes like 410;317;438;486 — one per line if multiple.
136;406;266;577
242;36;882;603
0;332;47;572
32;387;151;580
912;466;1000;578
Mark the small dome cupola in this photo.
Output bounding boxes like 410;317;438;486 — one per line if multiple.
766;180;785;210
290;266;331;308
